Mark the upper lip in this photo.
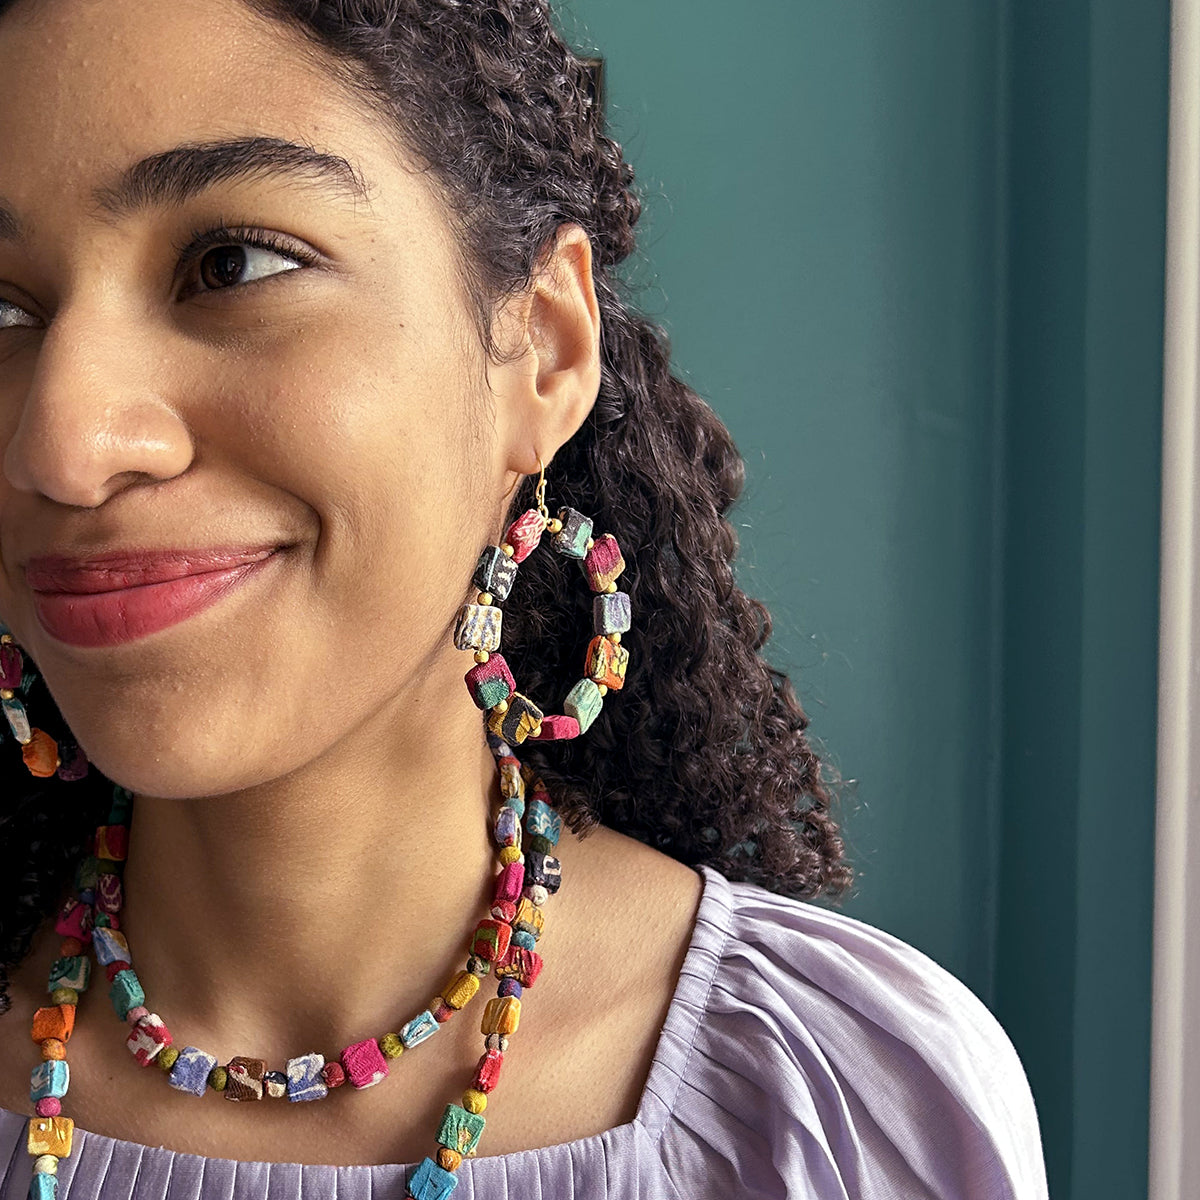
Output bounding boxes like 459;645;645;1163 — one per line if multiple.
24;545;283;594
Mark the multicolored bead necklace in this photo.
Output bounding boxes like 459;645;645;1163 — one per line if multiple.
9;466;632;1200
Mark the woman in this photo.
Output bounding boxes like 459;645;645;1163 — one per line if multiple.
0;0;1049;1196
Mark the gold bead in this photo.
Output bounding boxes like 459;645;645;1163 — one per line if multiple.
474;650;490;664
499;845;523;865
585;538;594;550
597;684;608;696
493;699;509;715
500;543;515;557
605;582;618;593
462;1088;488;1114
610;633;621;645
547;518;563;534
478;592;493;606
0;689;11;701
0;633;11;643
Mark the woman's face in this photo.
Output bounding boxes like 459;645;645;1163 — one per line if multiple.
0;0;540;796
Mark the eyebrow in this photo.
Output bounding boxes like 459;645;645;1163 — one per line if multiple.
0;135;371;240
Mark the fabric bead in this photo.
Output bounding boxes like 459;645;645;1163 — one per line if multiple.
207;1066;228;1091
513;898;545;939
126;1012;172;1065
582;533;625;591
32;1155;57;1175
493;861;525;907
563;678;603;733
39;1040;65;1062
503;509;547;563
498;756;523;799
526;850;563;894
465;954;491;977
490;899;517;922
107;787;134;824
497;978;523;999
461;1088;487;1114
472;546;519;602
168;1047;218;1096
442;970;481;1010
58;938;82;958
527;835;553;856
436;1148;463;1172
493;805;521;849
497;846;522;868
496;945;543;988
484;1032;509;1052
341;1038;389;1088
286;1052;329;1102
503;792;526;819
53;899;92;945
472;1049;503;1093
156;1045;180;1071
57;741;89;781
2;694;30;743
452;603;502;652
91;927;130;967
124;1006;149;1025
23;729;60;777
432;1000;454;1023
400;1009;439;1048
224;1056;266;1100
481;995;521;1036
407;1156;459;1200
0;639;20;687
524;799;562;845
471;919;512;962
464;653;515;711
92;911;119;930
47;956;90;994
379;1033;405;1059
512;930;538;952
524;883;549;906
96;873;123;915
94;825;128;861
264;1070;288;1099
109;968;144;1019
528;713;580;740
321;1060;346;1088
593;590;632;635
552;507;593;558
26;1115;72;1158
585;635;629;691
27;1172;56;1199
30;1061;68;1101
34;1098;62;1118
47;988;76;1007
30;1007;74;1046
486;691;544;745
104;960;130;984
436;1103;486;1155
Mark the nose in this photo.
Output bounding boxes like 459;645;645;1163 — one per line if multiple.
2;305;194;508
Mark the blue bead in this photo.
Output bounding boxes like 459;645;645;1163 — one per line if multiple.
400;1010;439;1049
27;1171;57;1199
408;1156;459;1200
286;1052;328;1102
29;1060;68;1101
524;799;562;845
168;1046;218;1096
512;930;537;951
497;977;523;998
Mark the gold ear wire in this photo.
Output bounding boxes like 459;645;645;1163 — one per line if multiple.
534;456;549;521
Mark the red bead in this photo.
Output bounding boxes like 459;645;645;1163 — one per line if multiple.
470;919;512;962
490;900;517;922
322;1060;346;1087
503;509;546;563
104;960;131;983
472;1048;504;1093
529;714;581;740
432;1001;454;1023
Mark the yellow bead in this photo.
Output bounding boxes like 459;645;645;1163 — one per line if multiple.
474;650;490;664
157;1044;180;1071
597;684;608;696
49;987;77;1006
379;1032;405;1058
442;970;481;1009
482;995;521;1035
499;845;523;866
462;1089;487;1114
610;632;621;645
478;592;493;606
0;689;11;701
500;543;515;557
27;1116;72;1158
585;537;595;550
493;699;509;715
605;581;618;593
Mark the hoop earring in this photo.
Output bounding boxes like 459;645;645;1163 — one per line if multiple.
454;457;631;745
0;625;90;780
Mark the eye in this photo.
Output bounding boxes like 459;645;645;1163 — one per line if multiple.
176;225;319;298
0;298;39;329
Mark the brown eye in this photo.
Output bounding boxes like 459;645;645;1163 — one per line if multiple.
194;242;304;292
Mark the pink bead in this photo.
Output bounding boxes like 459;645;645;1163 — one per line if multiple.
35;1098;61;1117
529;714;581;741
503;509;546;563
124;1006;149;1025
0;641;22;688
340;1037;388;1088
464;653;515;711
54;897;93;944
583;533;625;591
494;861;525;906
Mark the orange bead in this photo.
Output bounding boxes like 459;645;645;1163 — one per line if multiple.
40;1038;66;1061
21;728;59;777
59;938;83;957
437;1147;463;1171
26;1114;73;1158
31;1005;74;1045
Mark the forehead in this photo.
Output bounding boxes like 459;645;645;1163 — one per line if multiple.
0;0;393;223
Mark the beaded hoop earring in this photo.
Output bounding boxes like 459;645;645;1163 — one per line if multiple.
454;459;631;745
0;625;90;781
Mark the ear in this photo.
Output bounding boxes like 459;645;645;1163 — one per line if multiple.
489;223;602;496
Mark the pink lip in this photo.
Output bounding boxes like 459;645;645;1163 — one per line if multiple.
29;548;283;648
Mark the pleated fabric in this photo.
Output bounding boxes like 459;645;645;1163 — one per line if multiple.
0;865;1049;1199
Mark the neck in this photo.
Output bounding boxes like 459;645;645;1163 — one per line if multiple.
113;681;501;1067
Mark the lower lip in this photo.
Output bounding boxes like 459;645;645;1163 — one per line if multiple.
32;553;281;648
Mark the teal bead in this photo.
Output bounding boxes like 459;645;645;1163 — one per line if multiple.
28;1171;57;1199
552;507;593;558
408;1157;458;1200
107;786;134;825
436;1103;486;1155
400;1010;439;1049
563;678;603;733
30;1060;69;1101
48;955;90;993
109;968;145;1019
525;798;562;845
513;930;537;951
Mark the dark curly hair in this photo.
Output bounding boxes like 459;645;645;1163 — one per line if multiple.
0;0;854;1015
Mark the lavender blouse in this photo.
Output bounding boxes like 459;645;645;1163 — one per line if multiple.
0;865;1049;1199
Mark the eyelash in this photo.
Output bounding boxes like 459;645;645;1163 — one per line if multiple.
172;222;321;295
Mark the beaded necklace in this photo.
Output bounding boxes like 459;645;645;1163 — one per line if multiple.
23;739;562;1200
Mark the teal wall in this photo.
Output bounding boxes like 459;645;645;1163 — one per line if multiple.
561;2;1168;1197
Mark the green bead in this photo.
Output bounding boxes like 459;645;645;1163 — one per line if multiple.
208;1065;228;1090
436;1103;486;1155
49;987;78;1005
